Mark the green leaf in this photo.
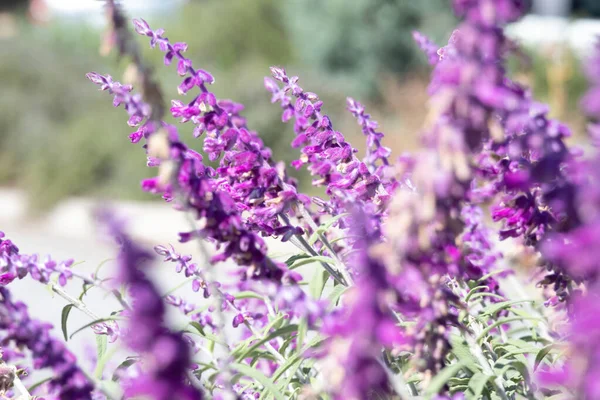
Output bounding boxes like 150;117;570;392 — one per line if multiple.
464;286;491;302
480;300;533;318
477;269;511;283
234;324;298;362
61;304;74;341
78;283;93;301
450;335;480;373
284;254;311;267
263;314;286;333
231;362;286;400
476;317;542;343
467;292;506;302
189;321;205;336
327;284;348;307
467;372;492;399
93;258;114;280
185;323;228;346
290;255;337;269
234;291;265;300
69;317;124;340
271;353;302;383
111;357;139;381
534;344;555;371
310;269;329;299
94;338;117;379
424;361;465;397
296;319;307;354
96;334;107;360
27;376;53;392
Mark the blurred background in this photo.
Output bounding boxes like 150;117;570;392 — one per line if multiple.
1;0;600;211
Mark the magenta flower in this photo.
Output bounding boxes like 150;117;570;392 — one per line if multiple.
99;211;203;400
0;287;95;399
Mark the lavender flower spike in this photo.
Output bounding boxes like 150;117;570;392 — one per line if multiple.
100;211;203;400
0;231;74;287
265;67;392;237
412;31;440;65
0;287;95;399
323;209;405;399
346;97;393;176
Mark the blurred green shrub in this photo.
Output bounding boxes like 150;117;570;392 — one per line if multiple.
281;0;455;98
0;0;312;210
0;21;155;210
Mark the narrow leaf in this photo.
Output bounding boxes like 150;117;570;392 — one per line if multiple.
310;269;329;299
290;255;337;269
61;304;74;341
534;344;555;371
424;361;465;396
467;372;492;399
69;317;124;340
231;362;286;400
235;324;298;362
111;357;139;381
27;376;53;392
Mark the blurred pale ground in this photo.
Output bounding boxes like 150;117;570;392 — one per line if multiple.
2;0;600;382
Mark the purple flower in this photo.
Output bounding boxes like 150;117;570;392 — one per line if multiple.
346;97;393;177
265;67;393;239
0;287;95;399
99;211;203;400
130;20;314;246
0;232;74;287
321;210;406;399
89;72;295;282
413;31;440;65
87;72;151;128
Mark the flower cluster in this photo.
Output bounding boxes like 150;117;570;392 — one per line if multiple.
100;212;203;400
0;231;74;287
0;286;94;399
88;73;293;282
133;19;311;243
536;38;600;398
321;210;404;399
265;68;397;235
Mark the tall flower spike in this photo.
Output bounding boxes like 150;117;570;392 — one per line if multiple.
0;287;95;399
99;211;203;400
265;67;394;239
443;1;583;299
322;209;405;399
412;31;440;65
345;97;394;179
536;38;600;398
372;0;526;381
88;73;294;282
131;19;313;243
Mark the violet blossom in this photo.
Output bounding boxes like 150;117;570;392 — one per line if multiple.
413;31;441;65
100;211;203;400
132;18;311;243
0;231;74;287
322;210;405;399
369;0;527;375
0;287;95;399
535;40;600;397
345;97;393;179
88;72;295;283
265;67;393;240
